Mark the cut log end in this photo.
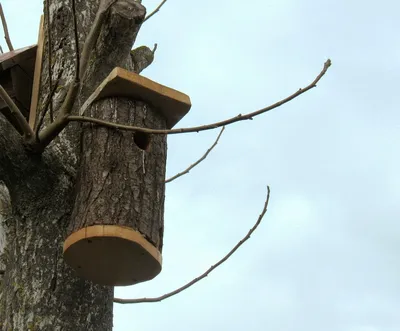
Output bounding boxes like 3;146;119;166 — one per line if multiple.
63;225;162;286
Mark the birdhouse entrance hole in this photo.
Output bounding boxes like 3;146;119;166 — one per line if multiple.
134;131;151;150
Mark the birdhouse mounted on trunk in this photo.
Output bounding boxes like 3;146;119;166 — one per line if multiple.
63;67;192;286
0;45;37;132
0;14;191;287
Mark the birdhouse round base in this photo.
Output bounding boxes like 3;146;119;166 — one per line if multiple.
63;225;162;286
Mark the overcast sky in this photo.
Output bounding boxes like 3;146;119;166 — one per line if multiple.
3;0;400;330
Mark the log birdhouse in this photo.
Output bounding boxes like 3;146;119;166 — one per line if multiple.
0;45;37;132
63;68;192;286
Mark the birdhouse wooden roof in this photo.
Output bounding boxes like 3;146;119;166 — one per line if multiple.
0;44;37;72
80;67;192;129
0;45;38;131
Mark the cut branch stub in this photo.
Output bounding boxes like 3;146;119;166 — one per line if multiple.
63;71;191;286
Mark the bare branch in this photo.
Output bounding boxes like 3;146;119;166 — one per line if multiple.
68;59;332;135
0;45;3;54
36;82;80;149
114;186;271;304
0;85;34;138
80;0;117;79
35;70;64;138
165;127;225;183
71;0;80;81
144;0;167;22
45;0;54;122
0;4;13;51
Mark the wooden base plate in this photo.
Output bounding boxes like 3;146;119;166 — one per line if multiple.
63;225;162;286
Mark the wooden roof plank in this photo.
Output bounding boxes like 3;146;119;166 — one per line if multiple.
80;67;192;129
0;45;37;72
29;15;45;129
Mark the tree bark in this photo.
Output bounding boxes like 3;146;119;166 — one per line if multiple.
0;0;151;329
70;99;167;250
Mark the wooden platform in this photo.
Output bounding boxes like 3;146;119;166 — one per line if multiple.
80;67;192;128
63;225;162;286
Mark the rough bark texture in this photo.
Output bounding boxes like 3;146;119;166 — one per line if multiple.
0;117;114;331
0;183;10;276
0;0;153;329
70;99;167;249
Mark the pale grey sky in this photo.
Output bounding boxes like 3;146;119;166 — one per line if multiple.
2;0;400;330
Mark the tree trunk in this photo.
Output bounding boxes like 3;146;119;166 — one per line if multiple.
0;0;150;329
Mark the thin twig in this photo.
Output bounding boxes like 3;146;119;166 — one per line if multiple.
144;0;167;22
68;60;332;135
114;186;271;304
36;59;331;150
0;3;13;51
0;45;3;54
165;127;225;183
71;0;80;81
45;0;54;122
35;70;64;138
0;85;34;137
